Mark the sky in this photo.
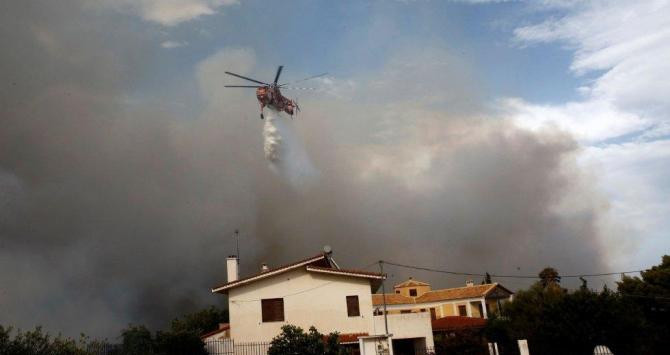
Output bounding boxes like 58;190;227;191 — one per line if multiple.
1;0;669;338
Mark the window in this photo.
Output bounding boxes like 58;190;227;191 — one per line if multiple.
346;295;360;317
261;298;284;322
401;310;412;314
458;305;467;317
409;289;417;297
430;308;437;320
395;290;400;294
477;303;484;318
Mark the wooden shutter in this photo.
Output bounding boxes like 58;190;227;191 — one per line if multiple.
261;298;284;322
346;295;360;317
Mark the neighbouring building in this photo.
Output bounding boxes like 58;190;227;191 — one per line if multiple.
211;252;435;355
372;277;513;322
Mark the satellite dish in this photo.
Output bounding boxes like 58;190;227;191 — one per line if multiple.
323;245;332;254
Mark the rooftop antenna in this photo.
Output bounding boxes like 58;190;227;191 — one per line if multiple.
234;229;240;265
323;245;340;269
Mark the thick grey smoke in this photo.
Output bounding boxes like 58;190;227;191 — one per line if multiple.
1;1;610;339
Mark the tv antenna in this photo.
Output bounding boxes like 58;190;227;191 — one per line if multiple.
234;229;240;265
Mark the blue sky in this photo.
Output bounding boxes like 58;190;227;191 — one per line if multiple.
130;1;581;103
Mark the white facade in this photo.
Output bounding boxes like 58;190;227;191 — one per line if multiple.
227;268;376;342
374;313;434;347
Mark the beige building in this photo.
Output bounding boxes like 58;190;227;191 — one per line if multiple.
372;277;513;320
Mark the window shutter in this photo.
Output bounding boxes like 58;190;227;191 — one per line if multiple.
261;298;284;322
346;295;360;317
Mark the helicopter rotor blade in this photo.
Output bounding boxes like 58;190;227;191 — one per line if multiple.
281;86;316;90
273;65;284;85
224;85;263;88
224;71;268;85
280;73;328;86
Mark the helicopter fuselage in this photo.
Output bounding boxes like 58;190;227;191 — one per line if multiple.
256;85;298;118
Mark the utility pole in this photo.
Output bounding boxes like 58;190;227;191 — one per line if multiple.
379;260;389;336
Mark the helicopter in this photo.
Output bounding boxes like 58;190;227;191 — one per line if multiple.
224;66;325;119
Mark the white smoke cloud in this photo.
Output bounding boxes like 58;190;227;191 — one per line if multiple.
262;110;319;189
90;0;240;26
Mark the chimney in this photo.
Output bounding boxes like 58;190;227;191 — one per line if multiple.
466;279;474;287
227;255;239;282
261;263;269;273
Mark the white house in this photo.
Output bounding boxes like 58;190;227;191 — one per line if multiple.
211;252;435;354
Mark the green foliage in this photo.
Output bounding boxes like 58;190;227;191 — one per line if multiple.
434;330;488;355
118;324;207;355
155;330;207;355
0;326;93;355
268;324;345;355
481;272;492;285
538;267;561;288
169;306;228;335
617;254;670;353
0;305;227;355
120;325;155;355
486;265;654;355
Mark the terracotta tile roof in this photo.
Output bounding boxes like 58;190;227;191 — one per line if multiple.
212;253;330;293
372;293;416;305
417;284;497;303
432;316;487;331
200;324;230;339
335;333;368;344
306;266;384;279
372;283;508;306
394;278;430;288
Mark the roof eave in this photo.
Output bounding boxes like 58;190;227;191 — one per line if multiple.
211;254;327;293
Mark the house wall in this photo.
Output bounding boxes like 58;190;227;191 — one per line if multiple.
470;301;482;318
373;313;434;348
381;297;493;319
228;268;374;342
395;284;431;298
440;303;456;316
359;338;393;355
486;299;498;314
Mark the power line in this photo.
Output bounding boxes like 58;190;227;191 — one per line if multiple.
381;260;646;280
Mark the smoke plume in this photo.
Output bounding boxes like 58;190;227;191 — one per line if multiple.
262;110;319;188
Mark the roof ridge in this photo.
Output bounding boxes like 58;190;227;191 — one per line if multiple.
425;283;493;292
212;252;328;292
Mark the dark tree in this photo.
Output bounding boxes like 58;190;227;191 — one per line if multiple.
120;325;155;355
434;330;488;355
481;272;492;285
486;267;647;355
155;330;207;355
0;326;91;355
169;306;228;335
617;255;670;353
538;267;561;288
